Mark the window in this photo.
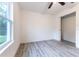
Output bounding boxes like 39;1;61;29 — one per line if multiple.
0;2;13;54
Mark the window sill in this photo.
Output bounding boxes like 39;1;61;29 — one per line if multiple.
0;40;14;54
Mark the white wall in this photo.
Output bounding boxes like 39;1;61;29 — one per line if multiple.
75;4;79;48
0;3;21;57
21;10;60;43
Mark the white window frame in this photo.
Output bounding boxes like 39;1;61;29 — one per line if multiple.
0;2;13;54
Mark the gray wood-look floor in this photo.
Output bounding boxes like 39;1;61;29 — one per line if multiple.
15;40;79;57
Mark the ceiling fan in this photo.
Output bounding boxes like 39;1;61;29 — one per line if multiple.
48;2;74;9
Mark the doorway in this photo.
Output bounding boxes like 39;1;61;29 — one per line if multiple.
61;12;76;46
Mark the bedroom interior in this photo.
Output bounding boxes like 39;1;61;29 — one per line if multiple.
0;2;79;57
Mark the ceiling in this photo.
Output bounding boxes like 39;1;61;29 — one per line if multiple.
19;2;78;15
19;2;49;13
47;2;78;15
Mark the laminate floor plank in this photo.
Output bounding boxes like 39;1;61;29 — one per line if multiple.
15;40;79;57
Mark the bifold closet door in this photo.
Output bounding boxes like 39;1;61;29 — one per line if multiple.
61;13;76;43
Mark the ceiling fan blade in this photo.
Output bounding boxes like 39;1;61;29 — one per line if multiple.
48;2;53;9
59;2;65;6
